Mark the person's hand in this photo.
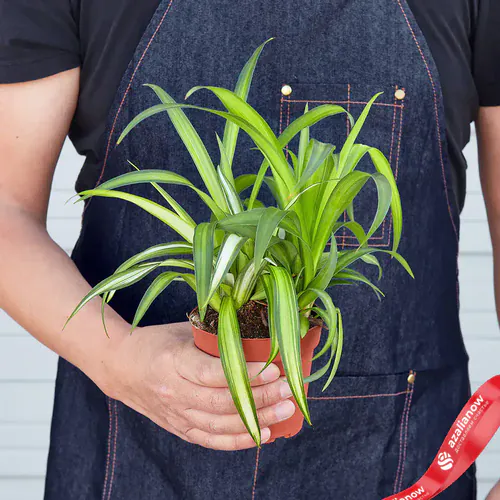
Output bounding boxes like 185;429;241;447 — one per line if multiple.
487;480;500;500
98;321;296;451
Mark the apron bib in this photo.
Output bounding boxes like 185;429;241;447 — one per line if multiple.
45;1;476;498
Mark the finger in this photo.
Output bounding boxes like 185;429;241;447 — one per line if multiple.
176;341;280;388
184;427;272;451
186;377;292;414
183;399;296;435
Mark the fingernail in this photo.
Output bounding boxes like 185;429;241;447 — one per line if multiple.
275;400;296;421
280;380;293;399
261;428;271;443
260;364;280;382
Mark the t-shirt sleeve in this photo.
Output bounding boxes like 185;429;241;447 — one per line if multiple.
473;0;500;106
0;0;81;84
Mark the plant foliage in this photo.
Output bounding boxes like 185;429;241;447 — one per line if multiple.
69;39;412;446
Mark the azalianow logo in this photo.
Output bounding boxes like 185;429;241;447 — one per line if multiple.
437;452;454;471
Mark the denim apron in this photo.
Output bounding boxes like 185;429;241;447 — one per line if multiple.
44;0;477;498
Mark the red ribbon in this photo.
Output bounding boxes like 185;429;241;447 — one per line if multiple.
383;375;500;500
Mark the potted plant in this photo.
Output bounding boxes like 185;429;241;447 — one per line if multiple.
66;40;412;446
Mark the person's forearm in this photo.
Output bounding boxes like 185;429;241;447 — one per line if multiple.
477;107;500;323
0;202;128;383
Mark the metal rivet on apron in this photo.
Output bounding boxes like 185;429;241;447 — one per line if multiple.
281;84;293;96
395;88;406;100
407;372;416;384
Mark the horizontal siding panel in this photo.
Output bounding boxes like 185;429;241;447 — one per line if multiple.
459;255;495;311
47;218;81;251
466;340;500;385
0;339;57;381
0;383;54;424
0;450;48;477
47;191;82;220
0;478;45;500
479;481;499;499
461;192;487;222
0;311;25;336
460;221;492;254
51;141;83;191
460;312;499;340
0;424;50;449
477;451;500;481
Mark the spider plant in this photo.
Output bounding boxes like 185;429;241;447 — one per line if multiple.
67;39;412;446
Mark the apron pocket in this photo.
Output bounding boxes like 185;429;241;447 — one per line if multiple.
254;370;415;499
277;81;406;249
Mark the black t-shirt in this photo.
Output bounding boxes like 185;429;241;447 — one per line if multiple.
1;0;499;210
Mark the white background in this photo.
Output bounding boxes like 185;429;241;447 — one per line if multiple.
0;133;499;498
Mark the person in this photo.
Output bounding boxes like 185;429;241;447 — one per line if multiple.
0;0;499;498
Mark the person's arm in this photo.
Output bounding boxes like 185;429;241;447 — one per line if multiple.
0;71;294;450
477;107;500;498
477;107;500;320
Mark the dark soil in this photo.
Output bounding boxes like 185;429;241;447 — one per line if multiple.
189;300;321;339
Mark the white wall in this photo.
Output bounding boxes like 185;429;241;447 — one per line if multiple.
0;135;499;499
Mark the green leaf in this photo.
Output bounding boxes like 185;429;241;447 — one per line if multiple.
336;145;403;252
117;101;292;206
232;259;264;309
334;269;385;299
258;274;280;373
127;161;195;225
78;189;195;242
338;93;382;174
185;86;295;194
297;104;310;178
206;234;247;308
65;264;159;328
322;309;344;391
299;236;337;308
294;139;335;192
220;38;273;181
335;247;414;278
247;161;270;210
268;266;311;424
278;104;353;149
143;85;228;211
131;271;181;330
104;241;192;303
254;207;289;270
217;164;243;214
361;253;383;280
218;296;261;446
194;223;216;320
94;167;226;220
312;171;371;267
332;220;367;245
368;148;403;252
304;307;338;383
359;172;392;245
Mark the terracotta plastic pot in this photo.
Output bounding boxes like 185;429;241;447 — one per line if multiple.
191;321;322;442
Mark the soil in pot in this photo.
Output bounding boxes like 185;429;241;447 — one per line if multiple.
189;300;321;339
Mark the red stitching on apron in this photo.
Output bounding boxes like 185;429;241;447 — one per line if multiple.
397;372;416;492
394;0;458;241
85;0;176;214
308;390;409;401
106;400;119;500
286;99;403;108
394;375;413;493
251;446;261;500
101;397;114;500
383;89;405;248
